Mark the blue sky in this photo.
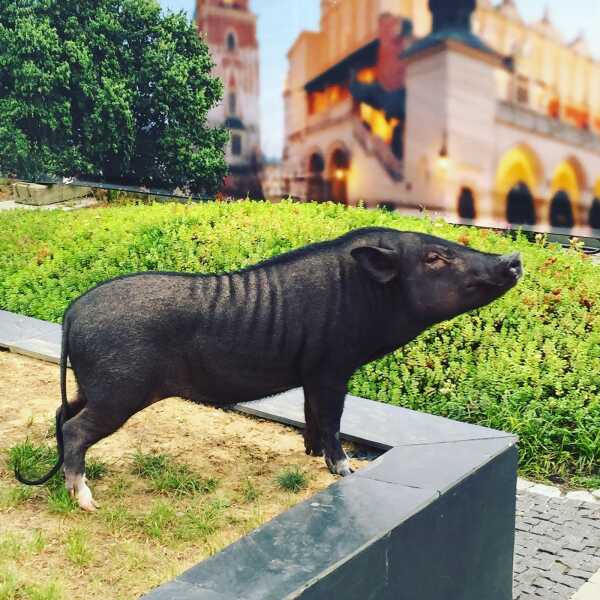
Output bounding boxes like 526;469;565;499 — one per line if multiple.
160;0;600;159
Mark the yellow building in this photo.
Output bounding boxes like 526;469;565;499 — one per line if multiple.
283;0;600;230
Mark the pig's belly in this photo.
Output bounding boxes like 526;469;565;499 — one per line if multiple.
177;355;301;406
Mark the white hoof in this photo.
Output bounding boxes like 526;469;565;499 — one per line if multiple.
67;474;100;512
325;456;354;477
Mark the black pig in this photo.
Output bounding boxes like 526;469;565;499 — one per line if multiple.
16;227;522;510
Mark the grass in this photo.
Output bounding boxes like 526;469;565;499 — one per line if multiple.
0;199;597;483
8;440;58;483
241;477;259;502
65;529;93;567
85;459;109;481
0;566;62;600
276;466;308;493
131;451;217;496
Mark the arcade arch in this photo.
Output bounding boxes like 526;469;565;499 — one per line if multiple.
590;178;600;230
506;183;536;225
306;151;326;202
549;158;585;228
327;145;351;205
457;187;476;220
495;145;542;225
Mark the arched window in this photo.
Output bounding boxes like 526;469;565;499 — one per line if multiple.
506;182;536;225
226;32;236;52
231;134;242;156
589;197;600;230
228;92;237;116
550;190;574;229
457;187;476;220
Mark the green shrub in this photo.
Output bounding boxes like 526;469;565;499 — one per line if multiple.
0;200;598;483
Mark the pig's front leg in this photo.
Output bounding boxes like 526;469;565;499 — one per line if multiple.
303;381;353;477
304;396;323;456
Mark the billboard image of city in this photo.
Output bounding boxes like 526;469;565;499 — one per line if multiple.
190;0;600;236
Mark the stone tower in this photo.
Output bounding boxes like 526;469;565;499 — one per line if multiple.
196;0;262;196
403;0;502;217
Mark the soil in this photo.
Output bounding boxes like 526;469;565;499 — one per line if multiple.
0;351;365;599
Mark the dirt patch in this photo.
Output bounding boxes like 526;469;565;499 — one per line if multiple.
0;351;365;599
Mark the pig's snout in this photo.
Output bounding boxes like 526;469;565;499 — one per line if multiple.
498;252;523;283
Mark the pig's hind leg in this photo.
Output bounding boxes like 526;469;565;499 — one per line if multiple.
61;381;152;511
303;382;353;477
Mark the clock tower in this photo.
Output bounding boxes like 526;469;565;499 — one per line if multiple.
196;0;262;196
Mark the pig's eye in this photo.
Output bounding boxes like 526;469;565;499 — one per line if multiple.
425;253;444;263
425;253;450;268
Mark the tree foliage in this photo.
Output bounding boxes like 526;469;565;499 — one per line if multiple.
0;0;228;193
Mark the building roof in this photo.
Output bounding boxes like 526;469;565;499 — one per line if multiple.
349;79;406;121
305;40;378;92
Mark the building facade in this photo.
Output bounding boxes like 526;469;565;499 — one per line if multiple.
283;0;600;230
196;0;262;196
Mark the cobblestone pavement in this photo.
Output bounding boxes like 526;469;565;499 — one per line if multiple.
514;490;600;599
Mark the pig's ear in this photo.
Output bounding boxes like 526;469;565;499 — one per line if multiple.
350;246;401;283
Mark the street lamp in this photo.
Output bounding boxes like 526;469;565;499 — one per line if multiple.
438;131;449;170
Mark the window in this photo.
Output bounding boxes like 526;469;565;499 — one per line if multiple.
516;85;529;104
231;134;242;156
228;92;236;115
227;32;236;52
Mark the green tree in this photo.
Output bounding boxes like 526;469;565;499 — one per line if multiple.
0;0;228;194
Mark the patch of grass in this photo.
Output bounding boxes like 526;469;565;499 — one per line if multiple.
0;531;46;563
241;477;259;503
46;484;76;515
101;503;135;534
7;441;58;484
64;529;93;567
0;533;22;561
0;564;62;600
570;474;600;490
132;451;217;497
173;501;224;542
275;466;308;493
28;531;46;555
0;485;32;509
138;499;227;543
85;459;108;481
138;501;176;540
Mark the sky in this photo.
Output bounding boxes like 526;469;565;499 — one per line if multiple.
159;0;600;159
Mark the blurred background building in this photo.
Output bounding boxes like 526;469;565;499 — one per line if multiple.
283;0;600;230
196;0;263;197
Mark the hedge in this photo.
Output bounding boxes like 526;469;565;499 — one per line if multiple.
0;200;598;484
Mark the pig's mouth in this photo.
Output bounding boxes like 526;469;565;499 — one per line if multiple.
465;270;522;291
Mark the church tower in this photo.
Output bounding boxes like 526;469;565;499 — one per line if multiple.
196;0;262;196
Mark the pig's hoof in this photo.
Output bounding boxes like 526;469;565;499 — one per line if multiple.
68;475;100;512
325;457;354;477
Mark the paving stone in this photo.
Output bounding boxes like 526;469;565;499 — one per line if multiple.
512;490;600;600
517;478;535;491
529;483;562;498
566;491;597;503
